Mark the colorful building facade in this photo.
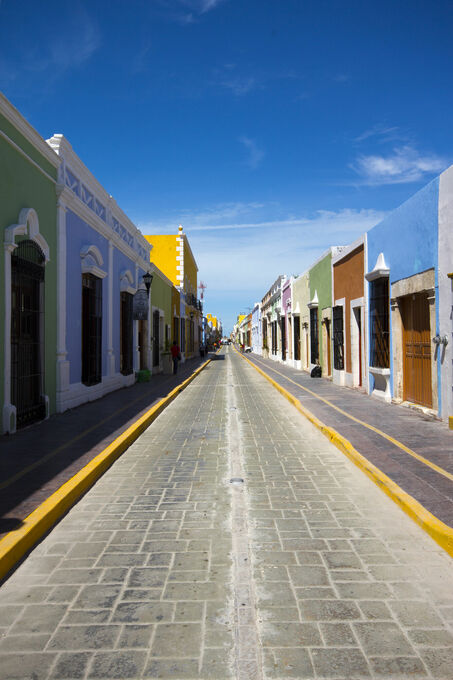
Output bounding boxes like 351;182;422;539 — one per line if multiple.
1;94;59;433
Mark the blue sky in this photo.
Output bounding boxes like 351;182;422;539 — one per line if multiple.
1;0;453;332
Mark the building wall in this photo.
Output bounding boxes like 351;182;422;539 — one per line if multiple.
145;235;178;285
309;252;333;373
333;245;364;375
0;103;59;431
367;179;439;406
438;165;453;424
292;272;310;369
66;209;110;383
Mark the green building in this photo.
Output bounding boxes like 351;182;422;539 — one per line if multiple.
1;93;59;433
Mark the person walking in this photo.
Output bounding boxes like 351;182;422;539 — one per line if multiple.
170;340;181;375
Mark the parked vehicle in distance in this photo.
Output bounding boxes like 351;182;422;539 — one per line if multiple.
244;346;252;353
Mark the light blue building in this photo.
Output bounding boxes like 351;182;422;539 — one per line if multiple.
47;135;152;412
364;173;449;420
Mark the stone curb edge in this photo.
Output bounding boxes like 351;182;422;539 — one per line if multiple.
236;348;453;559
0;357;214;582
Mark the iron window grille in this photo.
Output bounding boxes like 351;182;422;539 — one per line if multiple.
310;308;319;364
333;306;344;370
11;239;46;428
293;316;300;360
370;277;390;368
82;273;102;386
120;292;133;375
153;310;160;367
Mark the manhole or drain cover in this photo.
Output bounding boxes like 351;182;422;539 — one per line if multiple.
230;477;244;485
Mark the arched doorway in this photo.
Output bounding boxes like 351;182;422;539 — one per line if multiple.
11;240;46;428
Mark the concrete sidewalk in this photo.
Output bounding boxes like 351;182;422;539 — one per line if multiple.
0;356;210;539
242;352;453;528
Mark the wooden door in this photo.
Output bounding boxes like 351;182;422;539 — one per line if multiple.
401;293;432;407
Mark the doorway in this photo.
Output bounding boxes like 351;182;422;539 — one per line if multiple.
11;240;46;428
401;293;432;407
153;310;160;368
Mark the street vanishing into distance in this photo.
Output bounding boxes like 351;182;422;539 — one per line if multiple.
1;347;453;680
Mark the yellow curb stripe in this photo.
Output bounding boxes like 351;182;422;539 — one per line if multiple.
250;355;453;484
236;348;453;558
0;358;213;582
0;374;177;492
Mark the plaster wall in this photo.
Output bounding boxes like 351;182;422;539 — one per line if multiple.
367;179;440;402
0;109;58;426
309;253;333;373
292;273;310;369
438;165;453;423
333;245;364;378
145;235;178;285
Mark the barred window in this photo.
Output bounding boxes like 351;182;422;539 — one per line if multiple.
370;277;389;368
120;292;133;375
82;274;102;385
333;306;344;370
310;308;319;364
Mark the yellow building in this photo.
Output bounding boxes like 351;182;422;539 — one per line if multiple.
145;225;200;359
206;313;218;329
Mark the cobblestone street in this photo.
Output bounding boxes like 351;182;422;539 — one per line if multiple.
1;347;453;679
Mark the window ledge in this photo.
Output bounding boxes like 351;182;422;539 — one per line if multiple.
369;366;390;376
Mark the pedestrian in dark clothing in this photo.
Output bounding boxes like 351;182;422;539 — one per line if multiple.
170;341;181;374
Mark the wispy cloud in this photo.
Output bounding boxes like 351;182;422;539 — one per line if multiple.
0;6;100;89
353;124;405;144
138;203;386;330
239;136;265;169
157;0;227;23
221;75;258;96
351;145;447;185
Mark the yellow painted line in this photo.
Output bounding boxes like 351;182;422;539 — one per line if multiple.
248;354;453;484
0;373;177;491
0;358;213;582
235;348;453;558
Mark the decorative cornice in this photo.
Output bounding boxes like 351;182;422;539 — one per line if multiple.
0;92;60;167
365;252;390;282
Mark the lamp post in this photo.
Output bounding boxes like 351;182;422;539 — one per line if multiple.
143;271;153;296
142;272;153;371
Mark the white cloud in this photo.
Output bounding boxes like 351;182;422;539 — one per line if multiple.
353;124;402;144
158;0;226;22
138;203;386;331
239;136;265;169
221;76;258;96
351;145;447;185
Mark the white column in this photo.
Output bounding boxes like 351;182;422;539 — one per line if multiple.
56;195;70;411
107;239;115;377
133;264;140;371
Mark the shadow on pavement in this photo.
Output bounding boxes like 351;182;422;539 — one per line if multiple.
0;356;210;537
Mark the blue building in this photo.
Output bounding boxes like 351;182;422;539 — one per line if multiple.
47;135;152;412
365;173;450;420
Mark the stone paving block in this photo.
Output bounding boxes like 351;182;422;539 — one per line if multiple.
117;624;153;648
0;632;51;651
311;647;371;677
261;621;322;647
408;628;453;647
389;600;446;627
143;658;200;678
0;652;56;680
10;603;67;634
353;621;416;656
113;601;174;623
63;609;111;624
48;624;121;650
319;622;357;646
50;651;91;678
150;622;202;657
299;599;361;621
88;650;147;678
370;656;428;677
263;647;314;678
287;565;330;586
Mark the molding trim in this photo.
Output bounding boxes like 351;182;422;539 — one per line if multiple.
365;252;390;282
80;245;107;278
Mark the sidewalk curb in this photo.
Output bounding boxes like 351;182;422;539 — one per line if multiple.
0;358;213;582
237;349;453;559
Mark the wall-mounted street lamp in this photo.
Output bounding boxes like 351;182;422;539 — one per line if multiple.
143;271;153;296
